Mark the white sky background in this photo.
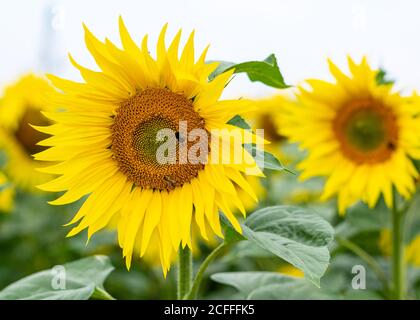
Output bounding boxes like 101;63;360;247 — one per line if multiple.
0;0;419;98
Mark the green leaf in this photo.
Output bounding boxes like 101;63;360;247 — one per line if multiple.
220;215;246;244
0;255;114;300
211;272;335;299
376;68;394;86
227;116;291;173
244;144;288;172
209;54;289;89
242;206;334;287
227;115;251;130
226;240;275;260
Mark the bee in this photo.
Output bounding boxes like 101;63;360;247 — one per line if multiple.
164;176;177;189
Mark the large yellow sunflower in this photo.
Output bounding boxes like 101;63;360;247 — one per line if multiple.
35;18;264;275
282;57;420;214
0;74;53;190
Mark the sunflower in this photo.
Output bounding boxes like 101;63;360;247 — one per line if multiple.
282;57;420;214
249;94;291;160
0;74;53;191
35;18;264;275
0;171;14;213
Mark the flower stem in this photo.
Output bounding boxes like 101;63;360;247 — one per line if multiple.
391;193;406;300
177;246;193;300
336;236;389;294
185;243;227;300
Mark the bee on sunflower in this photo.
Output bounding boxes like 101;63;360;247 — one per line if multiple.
0;74;53;191
35;18;265;277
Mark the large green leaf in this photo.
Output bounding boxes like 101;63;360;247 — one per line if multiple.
0;255;114;300
211;272;335;299
240;206;334;287
209;54;289;89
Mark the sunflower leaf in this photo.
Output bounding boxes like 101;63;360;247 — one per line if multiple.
220;214;246;244
376;68;394;86
0;255;114;300
209;54;289;89
211;272;336;299
244;143;288;172
237;206;334;287
227;115;251;130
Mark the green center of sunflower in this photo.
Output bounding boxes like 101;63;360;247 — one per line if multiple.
333;98;398;164
15;107;49;155
344;109;387;152
112;88;208;190
132;117;175;164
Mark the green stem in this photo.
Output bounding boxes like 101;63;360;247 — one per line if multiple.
391;193;406;300
185;243;227;300
91;287;115;300
177;246;193;300
336;236;389;294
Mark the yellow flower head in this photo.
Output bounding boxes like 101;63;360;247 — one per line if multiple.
0;74;53;191
35;18;264;275
250;94;287;145
282;57;420;214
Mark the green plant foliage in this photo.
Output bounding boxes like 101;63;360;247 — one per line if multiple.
0;256;114;300
209;54;289;89
211;272;334;299
375;68;394;86
222;206;334;287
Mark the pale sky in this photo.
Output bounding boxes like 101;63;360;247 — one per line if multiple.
1;0;419;97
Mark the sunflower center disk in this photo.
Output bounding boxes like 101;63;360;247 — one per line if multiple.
260;114;284;143
333;98;399;164
112;88;208;190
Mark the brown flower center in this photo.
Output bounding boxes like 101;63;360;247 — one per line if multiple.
111;88;208;190
260;114;284;143
333;97;399;164
15;108;49;155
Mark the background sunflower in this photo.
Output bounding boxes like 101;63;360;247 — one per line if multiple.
282;57;420;214
0;74;53;191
